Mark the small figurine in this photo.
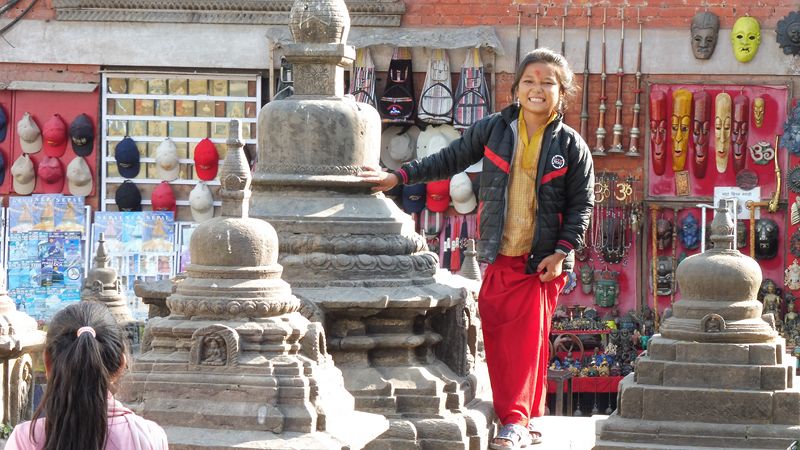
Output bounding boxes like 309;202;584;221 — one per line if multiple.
598;360;610;377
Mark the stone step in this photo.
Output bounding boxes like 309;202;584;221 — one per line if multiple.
596;413;800;449
646;335;784;366
616;376;800;425
396;394;446;415
635;358;794;391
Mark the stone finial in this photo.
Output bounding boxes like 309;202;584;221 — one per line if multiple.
219;119;251;218
288;0;351;45
458;239;482;282
709;199;735;251
95;233;109;269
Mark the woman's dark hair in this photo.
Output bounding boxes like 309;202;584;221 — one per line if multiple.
31;302;127;450
510;48;578;113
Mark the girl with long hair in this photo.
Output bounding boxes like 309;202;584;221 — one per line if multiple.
6;302;167;450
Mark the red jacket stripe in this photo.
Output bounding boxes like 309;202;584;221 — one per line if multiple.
541;167;567;185
483;145;509;174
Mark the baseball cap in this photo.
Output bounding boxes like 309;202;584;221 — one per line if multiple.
17;113;42;154
402;183;426;214
156;138;180;181
0;105;7;142
37;156;64;193
10;154;35;195
115;136;140;179
151;181;177;216
115;180;142;211
194;138;219;181
42;114;68;157
426;179;450;212
69;114;94;156
66;156;93;197
450;172;477;214
189;181;214;223
465;157;483;173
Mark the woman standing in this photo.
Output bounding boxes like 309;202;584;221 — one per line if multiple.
360;48;594;449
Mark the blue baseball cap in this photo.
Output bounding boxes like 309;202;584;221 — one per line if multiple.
0;105;7;142
115;136;140;179
402;183;427;214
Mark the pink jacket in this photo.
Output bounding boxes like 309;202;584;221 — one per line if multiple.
5;398;168;450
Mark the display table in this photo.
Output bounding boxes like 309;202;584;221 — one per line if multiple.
548;375;623;393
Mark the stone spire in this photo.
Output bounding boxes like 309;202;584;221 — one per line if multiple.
458;239;482;282
81;233;136;326
218;119;251;219
660;199;774;343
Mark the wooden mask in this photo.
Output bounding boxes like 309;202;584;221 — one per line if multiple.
650;91;668;175
671;89;692;172
732;94;749;173
691;91;711;178
715;92;732;173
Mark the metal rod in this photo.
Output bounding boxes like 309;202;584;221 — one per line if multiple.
626;8;643;157
579;4;592;139
593;7;608;156
561;5;568;56
534;6;540;49
515;5;522;73
609;7;625;153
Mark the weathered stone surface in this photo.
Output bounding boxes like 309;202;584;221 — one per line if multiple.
674;341;750;364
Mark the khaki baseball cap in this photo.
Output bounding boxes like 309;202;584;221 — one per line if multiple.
11;154;35;195
189;181;214;223
67;156;93;197
17;112;42;154
156;138;180;181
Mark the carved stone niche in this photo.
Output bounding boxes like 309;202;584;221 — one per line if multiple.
52;0;406;27
189;324;240;368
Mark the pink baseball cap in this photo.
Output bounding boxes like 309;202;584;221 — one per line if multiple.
37;156;64;193
43;114;68;157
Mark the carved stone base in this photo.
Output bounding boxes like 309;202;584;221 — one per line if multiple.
595;335;800;449
123;313;387;447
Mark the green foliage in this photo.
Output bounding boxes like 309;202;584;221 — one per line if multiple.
0;423;13;439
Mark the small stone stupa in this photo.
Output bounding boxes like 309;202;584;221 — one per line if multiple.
595;200;800;449
123;120;386;449
249;0;494;448
0;276;45;425
81;233;138;333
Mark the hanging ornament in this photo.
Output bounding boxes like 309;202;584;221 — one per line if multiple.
781;104;800;155
776;11;800;56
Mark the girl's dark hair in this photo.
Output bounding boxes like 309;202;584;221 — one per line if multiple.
510;48;578;113
31;302;127;450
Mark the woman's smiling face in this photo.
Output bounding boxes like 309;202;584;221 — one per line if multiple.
515;62;562;120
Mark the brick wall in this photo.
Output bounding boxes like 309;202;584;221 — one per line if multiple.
403;0;795;29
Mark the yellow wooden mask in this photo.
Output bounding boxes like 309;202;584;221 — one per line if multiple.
731;16;762;63
715;92;732;173
671;89;692;172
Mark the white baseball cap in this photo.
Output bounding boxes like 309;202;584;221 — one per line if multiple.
17;113;42;154
450;172;477;214
156;138;180;181
66;156;93;197
189;181;214;223
11;154;35;195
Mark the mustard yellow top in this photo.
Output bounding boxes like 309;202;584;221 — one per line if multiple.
499;110;558;256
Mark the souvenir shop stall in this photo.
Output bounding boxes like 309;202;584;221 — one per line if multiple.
0;72;263;324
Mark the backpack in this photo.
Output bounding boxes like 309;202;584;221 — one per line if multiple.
348;47;376;107
379;47;416;125
453;48;491;130
418;49;454;124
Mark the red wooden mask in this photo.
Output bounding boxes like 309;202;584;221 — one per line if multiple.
732;94;749;173
650;91;668;175
691;91;711;178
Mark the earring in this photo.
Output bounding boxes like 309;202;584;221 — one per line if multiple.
514;97;521;107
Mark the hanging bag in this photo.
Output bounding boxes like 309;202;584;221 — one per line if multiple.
348;47;377;107
418;49;454;124
453;48;491;130
379;47;416;125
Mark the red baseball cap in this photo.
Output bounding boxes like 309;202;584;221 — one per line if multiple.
151;181;176;217
194;138;219;181
426;179;450;213
37;156;64;193
42;114;68;157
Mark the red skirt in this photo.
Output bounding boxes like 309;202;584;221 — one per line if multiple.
478;254;566;426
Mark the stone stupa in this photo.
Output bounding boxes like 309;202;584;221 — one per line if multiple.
595;200;800;449
81;233;139;340
123;120;386;449
0;275;45;425
248;0;494;448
